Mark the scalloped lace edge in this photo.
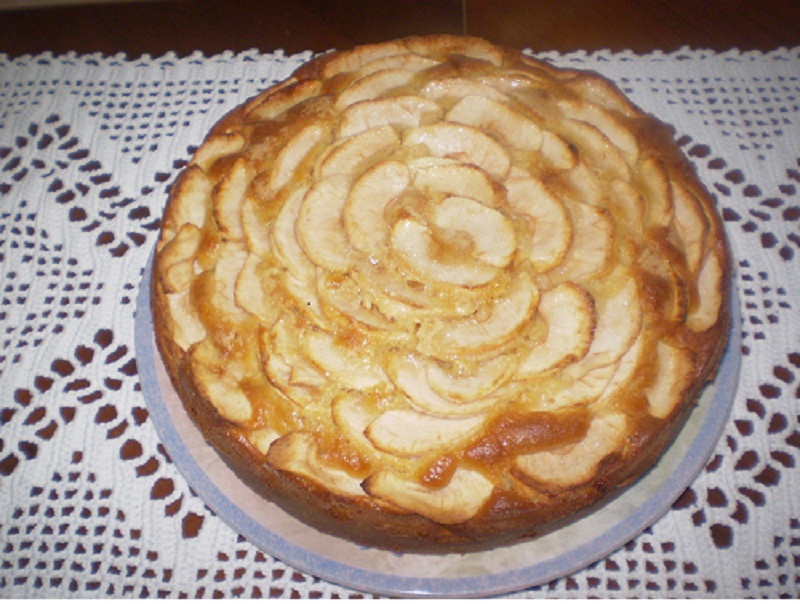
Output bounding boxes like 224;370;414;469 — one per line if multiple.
2;45;799;68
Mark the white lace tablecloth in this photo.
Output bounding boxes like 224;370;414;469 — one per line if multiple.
1;46;799;598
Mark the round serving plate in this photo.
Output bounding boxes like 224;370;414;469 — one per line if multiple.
135;254;741;598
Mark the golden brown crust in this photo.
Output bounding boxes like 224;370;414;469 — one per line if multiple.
151;35;731;553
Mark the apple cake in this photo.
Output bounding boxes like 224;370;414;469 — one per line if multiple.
151;35;731;553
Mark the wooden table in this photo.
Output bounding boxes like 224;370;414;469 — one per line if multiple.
2;0;800;58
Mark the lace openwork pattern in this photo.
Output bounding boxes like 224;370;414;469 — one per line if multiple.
1;46;799;598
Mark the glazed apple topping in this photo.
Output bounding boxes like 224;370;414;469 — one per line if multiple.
155;36;728;526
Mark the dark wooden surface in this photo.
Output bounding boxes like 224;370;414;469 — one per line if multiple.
1;0;799;59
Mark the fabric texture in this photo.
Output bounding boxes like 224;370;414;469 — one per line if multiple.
0;46;798;598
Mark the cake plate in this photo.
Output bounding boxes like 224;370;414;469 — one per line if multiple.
135;254;741;598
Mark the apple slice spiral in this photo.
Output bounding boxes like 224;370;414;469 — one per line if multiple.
153;35;730;551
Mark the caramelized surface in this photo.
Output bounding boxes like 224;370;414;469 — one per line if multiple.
152;35;729;551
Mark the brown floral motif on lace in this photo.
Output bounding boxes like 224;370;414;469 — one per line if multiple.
0;116;162;259
2;327;208;540
670;348;799;555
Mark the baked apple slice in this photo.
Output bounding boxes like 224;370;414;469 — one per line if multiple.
339;95;443;137
410;159;498;207
366;408;486;457
315;125;399;178
267;432;366;497
518;282;595;376
271;186;315;281
418;272;538;356
389;218;500;287
687;249;725;332
421;77;510;103
515;413;627;491
268;123;328;191
344;160;410;258
646;341;695;419
212;157;249;240
335;68;417;108
425;353;517;401
303;328;387;390
296;174;358;273
446;94;543;152
164;289;206;351
157;223;202;293
363;466;494;524
505;176;572;272
549;201;614;284
403;122;511;180
387;353;500;418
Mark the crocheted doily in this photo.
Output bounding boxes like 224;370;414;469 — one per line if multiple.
1;46;798;598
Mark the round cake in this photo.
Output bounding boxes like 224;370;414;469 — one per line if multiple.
151;35;731;553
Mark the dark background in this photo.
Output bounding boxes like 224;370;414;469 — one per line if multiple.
2;0;799;58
